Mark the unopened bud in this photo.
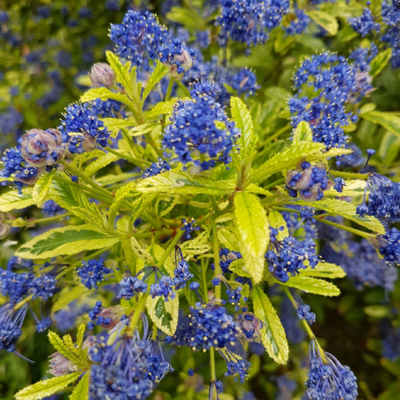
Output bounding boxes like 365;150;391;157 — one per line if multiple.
89;63;116;88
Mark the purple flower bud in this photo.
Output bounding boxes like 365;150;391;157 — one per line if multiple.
89;63;116;88
48;352;78;376
20;128;66;167
159;40;195;79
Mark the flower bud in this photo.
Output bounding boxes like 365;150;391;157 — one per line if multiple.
89;63;116;88
159;40;195;79
20;128;66;168
82;133;97;152
48;352;78;376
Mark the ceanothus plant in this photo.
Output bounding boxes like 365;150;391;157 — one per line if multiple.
1;2;400;400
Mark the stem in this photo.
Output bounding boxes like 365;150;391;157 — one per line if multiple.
6;213;71;225
197;203;233;226
210;347;217;399
165;78;174;102
329;170;369;180
211;219;221;300
316;216;373;240
264;178;285;190
201;258;209;300
156;229;185;269
105;147;150;168
13;294;34;311
129;293;148;330
175;80;191;97
263;125;292;144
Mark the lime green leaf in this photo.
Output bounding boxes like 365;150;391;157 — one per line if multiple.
84;151;119;176
250;142;326;183
69;372;89;400
166;7;206;30
278;276;341;296
244;184;273;196
234;192;269;284
152;244;175;277
292;121;312;143
76;324;86;349
101;117;137;137
370;49;392;77
63;334;81;357
80;87;135;110
15;225;119;259
15;371;82;400
33;170;56;207
146;98;179;120
146;294;179;336
105;51;136;102
296;198;385;234
137;170;236;195
52;286;89;313
108;183;136;229
307;11;338;36
230;96;258;163
253;286;289;364
48;331;80;363
180;230;211;259
0;187;34;212
229;258;251;278
268;209;288;240
361;111;400;139
324;179;366;198
142;61;168;104
299;262;346;279
130;236;154;263
218;228;240;252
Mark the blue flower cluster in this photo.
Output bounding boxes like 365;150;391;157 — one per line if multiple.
357;173;400;223
266;230;318;282
88;301;111;330
349;7;380;37
382;1;400;27
216;0;290;47
0;303;27;353
306;340;358;400
88;316;172;399
77;258;111;290
142;158;171;179
376;228;400;266
220;350;250;382
167;302;240;351
42;200;65;217
286;162;331;201
285;9;310;36
162;82;240;169
296;304;316;325
289;53;373;149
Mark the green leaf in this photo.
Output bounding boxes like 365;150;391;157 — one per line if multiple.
229;258;251;278
33;170;56;207
52;286;89;313
15;225;119;259
299;262;346;279
142;61;168;104
48;331;80;363
250;142;326;183
69;372;89;400
295;198;385;234
230;96;258;163
234;192;269;284
15;371;82;400
84;151;119;176
0;187;34;212
76;324;86;349
277;276;341;296
105;51;136;102
370;49;392;77
253;286;289;364
146;294;179;336
80;87;135;110
292;121;312;143
130;236;154;263
101;117;137;137
146;98;179;120
108;183;136;229
137;170;236;195
166;7;206;30
268;209;288;241
307;10;338;36
361;111;400;139
180;230;211;259
218;228;240;252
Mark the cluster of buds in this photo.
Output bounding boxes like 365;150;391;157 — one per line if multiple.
19;128;67;168
286;161;331;201
89;63;116;88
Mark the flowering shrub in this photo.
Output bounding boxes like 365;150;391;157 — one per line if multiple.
2;1;400;400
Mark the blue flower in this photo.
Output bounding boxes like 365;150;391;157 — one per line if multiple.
382;27;400;69
297;304;316;325
142;158;171;179
29;274;57;300
376;228;400;266
0;303;27;353
78;7;93;19
280;297;306;344
196;31;211;48
349;8;380;37
162;87;239;169
118;275;148;299
382;1;400;27
36;317;52;333
221;350;250;382
285;9;310;36
0;107;23;135
88;301;111;330
77;258;111;290
42;200;64;217
150;275;176;301
181;219;200;239
173;246;194;290
306;340;358;400
230;69;260;96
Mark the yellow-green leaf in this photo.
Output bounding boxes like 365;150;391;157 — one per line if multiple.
307;10;338;36
0;187;34;212
69;372;89;400
15;371;82;400
142;61;168;104
278;276;341;296
296;198;385;234
218;228;240;252
234;192;269;283
370;48;392;77
52;286;89;313
48;331;80;364
101;117;137;137
146;98;179;120
299;262;346;279
33;170;56;207
361;111;400;139
80;87;135;110
15;225;119;259
268;209;288;241
146;295;179;336
76;324;86;349
253;286;289;364
292;121;312;143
